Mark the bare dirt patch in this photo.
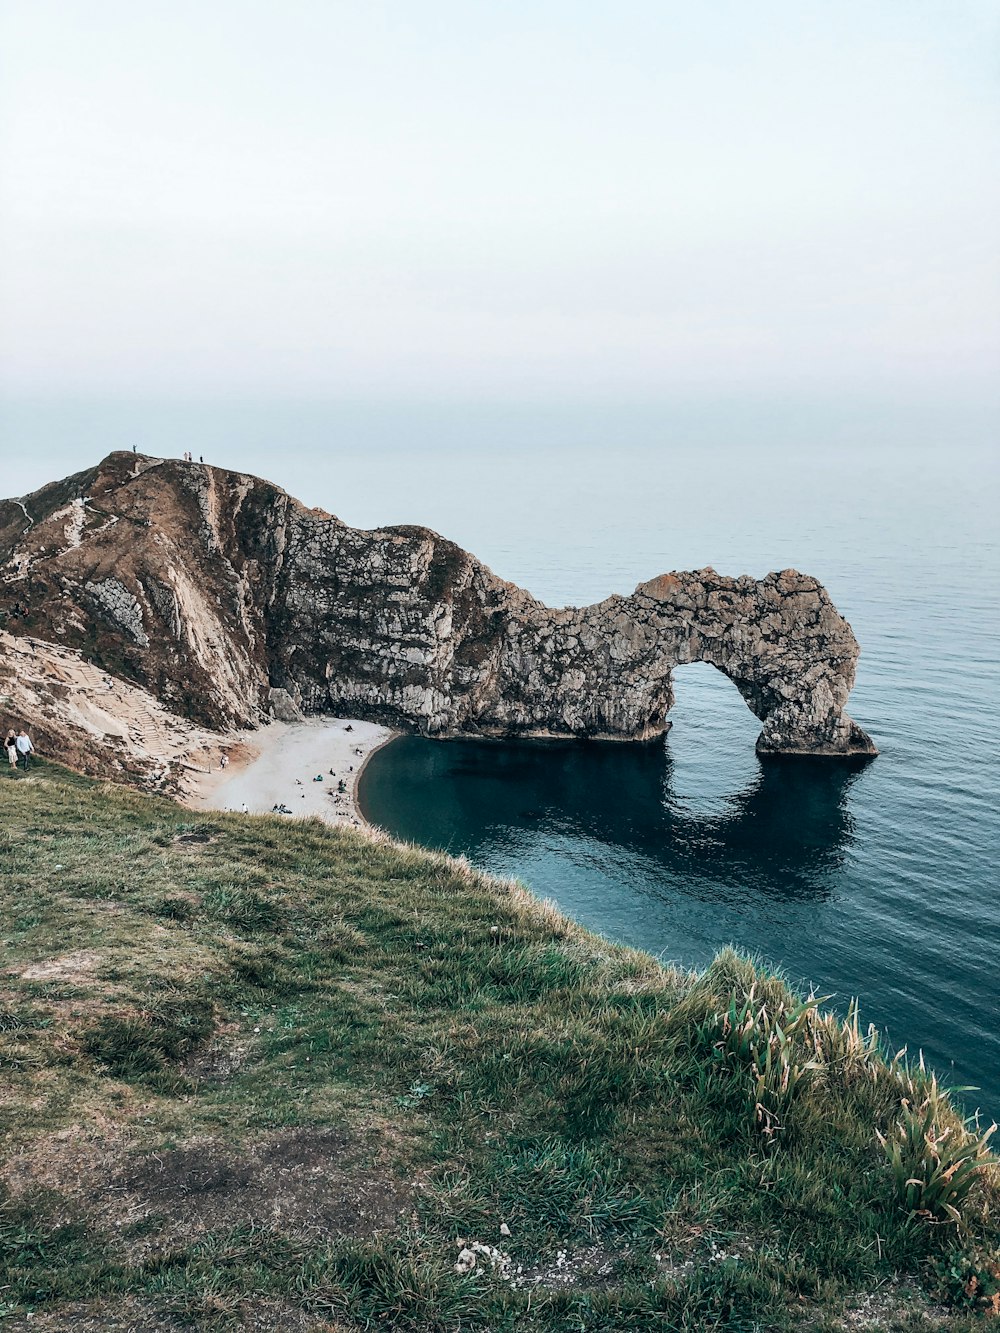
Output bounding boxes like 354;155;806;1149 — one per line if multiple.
510;1241;622;1290
2;1123;412;1260
19;949;103;983
2;1124;132;1216
107;1126;413;1249
181;1019;247;1085
171;829;219;847
0;1297;183;1332
833;1277;953;1329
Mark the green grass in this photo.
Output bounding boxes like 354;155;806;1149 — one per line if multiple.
0;761;996;1331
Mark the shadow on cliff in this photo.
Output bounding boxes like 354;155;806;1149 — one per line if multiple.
359;735;874;905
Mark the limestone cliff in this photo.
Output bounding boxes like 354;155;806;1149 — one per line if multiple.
0;452;876;756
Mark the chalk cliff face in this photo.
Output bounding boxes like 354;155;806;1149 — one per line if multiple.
0;452;876;756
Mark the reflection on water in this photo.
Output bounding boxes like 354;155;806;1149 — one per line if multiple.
373;735;869;906
359;720;998;1120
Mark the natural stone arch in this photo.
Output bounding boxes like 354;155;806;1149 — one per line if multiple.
639;570;876;756
444;566;876;756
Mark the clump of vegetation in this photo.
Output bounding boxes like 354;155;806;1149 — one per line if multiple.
702;985;821;1142
0;762;997;1331
935;1243;1000;1317
878;1077;996;1225
82;993;215;1089
808;994;886;1082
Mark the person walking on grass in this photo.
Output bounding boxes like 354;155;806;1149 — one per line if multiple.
4;730;17;770
15;729;34;771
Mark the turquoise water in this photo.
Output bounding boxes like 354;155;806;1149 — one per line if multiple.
5;398;999;1116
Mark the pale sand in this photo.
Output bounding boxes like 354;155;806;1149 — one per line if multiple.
185;718;396;827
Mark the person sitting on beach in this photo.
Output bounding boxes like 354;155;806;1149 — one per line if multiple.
4;730;18;770
15;730;34;771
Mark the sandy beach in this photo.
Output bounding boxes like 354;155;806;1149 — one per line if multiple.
186;718;396;827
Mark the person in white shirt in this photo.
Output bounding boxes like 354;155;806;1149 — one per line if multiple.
15;730;34;771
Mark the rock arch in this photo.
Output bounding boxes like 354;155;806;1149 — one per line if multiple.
429;566;876;755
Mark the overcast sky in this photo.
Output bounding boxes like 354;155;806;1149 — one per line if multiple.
1;1;998;401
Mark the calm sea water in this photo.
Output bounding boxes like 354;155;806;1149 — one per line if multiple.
348;428;999;1120
4;398;999;1116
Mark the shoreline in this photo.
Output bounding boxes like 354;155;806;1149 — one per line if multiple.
351;725;398;826
184;718;398;828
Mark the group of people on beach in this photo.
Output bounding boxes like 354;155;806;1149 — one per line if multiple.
4;728;35;772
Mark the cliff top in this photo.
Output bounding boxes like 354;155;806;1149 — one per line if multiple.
0;762;994;1330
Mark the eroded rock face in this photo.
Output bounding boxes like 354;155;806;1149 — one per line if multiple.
0;630;227;792
0;453;876;756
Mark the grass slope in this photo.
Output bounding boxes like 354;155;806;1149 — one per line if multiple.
0;763;997;1332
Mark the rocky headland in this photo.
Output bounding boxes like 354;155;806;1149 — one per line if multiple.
0;451;875;776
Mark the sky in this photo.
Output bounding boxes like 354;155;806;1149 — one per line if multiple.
0;1;998;404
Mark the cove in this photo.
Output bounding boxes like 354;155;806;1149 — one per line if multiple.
359;665;1000;1121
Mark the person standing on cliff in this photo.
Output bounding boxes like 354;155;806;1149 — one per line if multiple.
4;730;17;771
14;729;34;771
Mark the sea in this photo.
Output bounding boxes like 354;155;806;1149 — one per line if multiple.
4;395;999;1118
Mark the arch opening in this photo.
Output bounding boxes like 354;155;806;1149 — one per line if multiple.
665;662;760;816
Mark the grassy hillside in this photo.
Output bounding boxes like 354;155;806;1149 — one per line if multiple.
1;763;997;1331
